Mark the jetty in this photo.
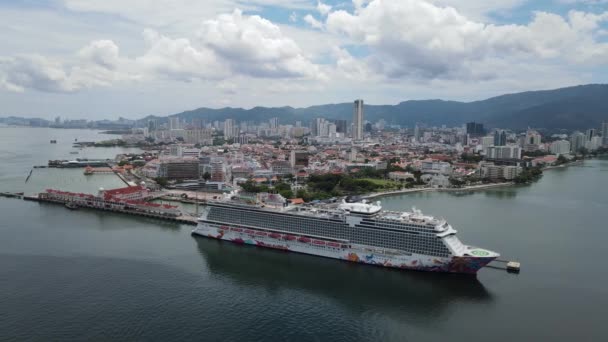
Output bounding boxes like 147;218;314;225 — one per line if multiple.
23;194;198;225
487;258;521;273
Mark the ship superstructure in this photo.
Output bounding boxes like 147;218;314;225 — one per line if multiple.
192;193;498;274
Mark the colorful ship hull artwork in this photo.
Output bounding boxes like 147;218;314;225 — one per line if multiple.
191;194;499;275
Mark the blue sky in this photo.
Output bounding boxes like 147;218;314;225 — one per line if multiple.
0;0;607;119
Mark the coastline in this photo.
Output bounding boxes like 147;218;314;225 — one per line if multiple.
363;182;515;200
363;159;588;200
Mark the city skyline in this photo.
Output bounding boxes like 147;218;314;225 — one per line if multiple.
1;0;608;119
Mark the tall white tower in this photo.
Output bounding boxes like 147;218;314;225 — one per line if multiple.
353;99;364;140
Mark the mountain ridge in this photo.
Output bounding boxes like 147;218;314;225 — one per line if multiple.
144;83;608;129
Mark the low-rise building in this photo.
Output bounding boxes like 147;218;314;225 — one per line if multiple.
388;171;415;181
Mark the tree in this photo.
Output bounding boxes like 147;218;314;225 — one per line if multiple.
154;177;168;187
202;172;211;181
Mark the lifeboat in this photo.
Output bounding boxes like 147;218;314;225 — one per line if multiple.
312;240;326;246
327;242;340;248
245;230;255;235
341;244;349;249
283;235;297;241
269;233;282;239
256;231;267;236
298;237;311;243
221;225;229;230
231;227;243;232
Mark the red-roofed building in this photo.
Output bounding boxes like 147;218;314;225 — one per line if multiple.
100;185;150;202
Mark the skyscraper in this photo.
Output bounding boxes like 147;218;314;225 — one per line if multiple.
269;117;279;129
353;99;364;140
466;122;485;137
603;122;608;147
333;119;347;134
414;124;421;142
493;130;507;146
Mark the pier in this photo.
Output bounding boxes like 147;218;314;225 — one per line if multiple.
22;194;198;225
487;259;521;273
0;192;24;199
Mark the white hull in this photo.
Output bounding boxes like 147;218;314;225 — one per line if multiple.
192;223;494;274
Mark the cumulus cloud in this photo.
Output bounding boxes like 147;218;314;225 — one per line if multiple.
325;0;608;80
0;9;323;93
199;9;322;79
317;1;332;16
136;29;228;81
78;40;121;68
0;43;133;94
303;14;324;29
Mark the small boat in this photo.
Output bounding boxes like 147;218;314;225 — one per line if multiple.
283;235;297;241
298;237;311;243
245;230;255;235
255;231;267;236
65;202;79;210
269;233;282;239
50;140;57;144
312;240;326;246
231;227;243;232
327;242;340;248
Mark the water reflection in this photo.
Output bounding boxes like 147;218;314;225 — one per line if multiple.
193;236;493;318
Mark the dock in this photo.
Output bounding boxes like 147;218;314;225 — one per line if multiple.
22;195;198;225
488;259;521;273
0;192;24;199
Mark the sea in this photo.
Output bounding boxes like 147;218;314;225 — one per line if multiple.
1;127;607;341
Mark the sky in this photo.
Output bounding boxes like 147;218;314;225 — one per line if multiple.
0;0;607;119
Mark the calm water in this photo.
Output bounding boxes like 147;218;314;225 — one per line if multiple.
1;128;607;341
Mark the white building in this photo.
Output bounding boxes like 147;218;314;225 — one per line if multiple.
524;129;542;151
486;145;522;159
481;136;494;149
480;163;522;180
570;131;587;153
550;140;571;155
602;122;608;147
586;136;603;151
420;161;452;175
224;119;237;139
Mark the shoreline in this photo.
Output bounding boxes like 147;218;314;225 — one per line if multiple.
363;182;515;200
364;159;590;201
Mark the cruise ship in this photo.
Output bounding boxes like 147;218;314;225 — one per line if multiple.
192;193;499;274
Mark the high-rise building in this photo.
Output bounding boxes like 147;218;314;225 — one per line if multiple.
333;119;347;133
414;124;421;142
586;129;597;141
481;136;494;149
570;131;587;153
353;99;364;140
524;129;542;151
493;130;507;146
550;140;571;155
169;117;181;130
210;160;225;183
269;117;279;129
486;145;522;160
466;122;485;137
147;119;156;133
602;122;608;147
224;119;236;139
